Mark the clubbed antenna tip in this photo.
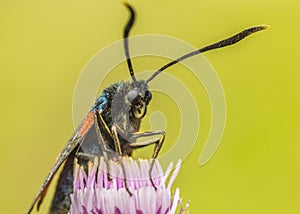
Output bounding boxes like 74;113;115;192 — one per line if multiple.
146;24;269;83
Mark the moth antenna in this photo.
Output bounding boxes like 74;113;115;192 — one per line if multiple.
124;3;137;82
146;25;268;83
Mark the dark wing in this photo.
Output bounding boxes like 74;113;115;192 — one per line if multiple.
49;120;111;213
49;145;78;213
27;111;95;214
27;134;83;214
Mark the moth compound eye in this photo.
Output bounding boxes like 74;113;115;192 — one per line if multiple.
145;90;152;104
127;89;138;104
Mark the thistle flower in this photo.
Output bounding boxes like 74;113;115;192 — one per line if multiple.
69;157;189;214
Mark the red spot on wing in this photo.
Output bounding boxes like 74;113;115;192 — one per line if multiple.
79;111;94;136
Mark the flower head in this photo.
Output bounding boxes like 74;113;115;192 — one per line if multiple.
70;157;189;214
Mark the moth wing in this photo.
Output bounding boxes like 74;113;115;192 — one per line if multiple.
27;111;96;214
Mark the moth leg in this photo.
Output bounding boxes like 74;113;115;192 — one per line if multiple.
96;109;113;139
129;130;166;190
111;125;132;196
111;126;122;156
93;110;112;181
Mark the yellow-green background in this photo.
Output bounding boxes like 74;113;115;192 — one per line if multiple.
1;0;299;213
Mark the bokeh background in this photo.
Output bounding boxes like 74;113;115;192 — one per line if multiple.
1;0;299;213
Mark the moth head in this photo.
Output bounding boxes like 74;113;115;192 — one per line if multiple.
126;82;152;119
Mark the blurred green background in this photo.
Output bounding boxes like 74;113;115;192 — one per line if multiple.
1;0;299;213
